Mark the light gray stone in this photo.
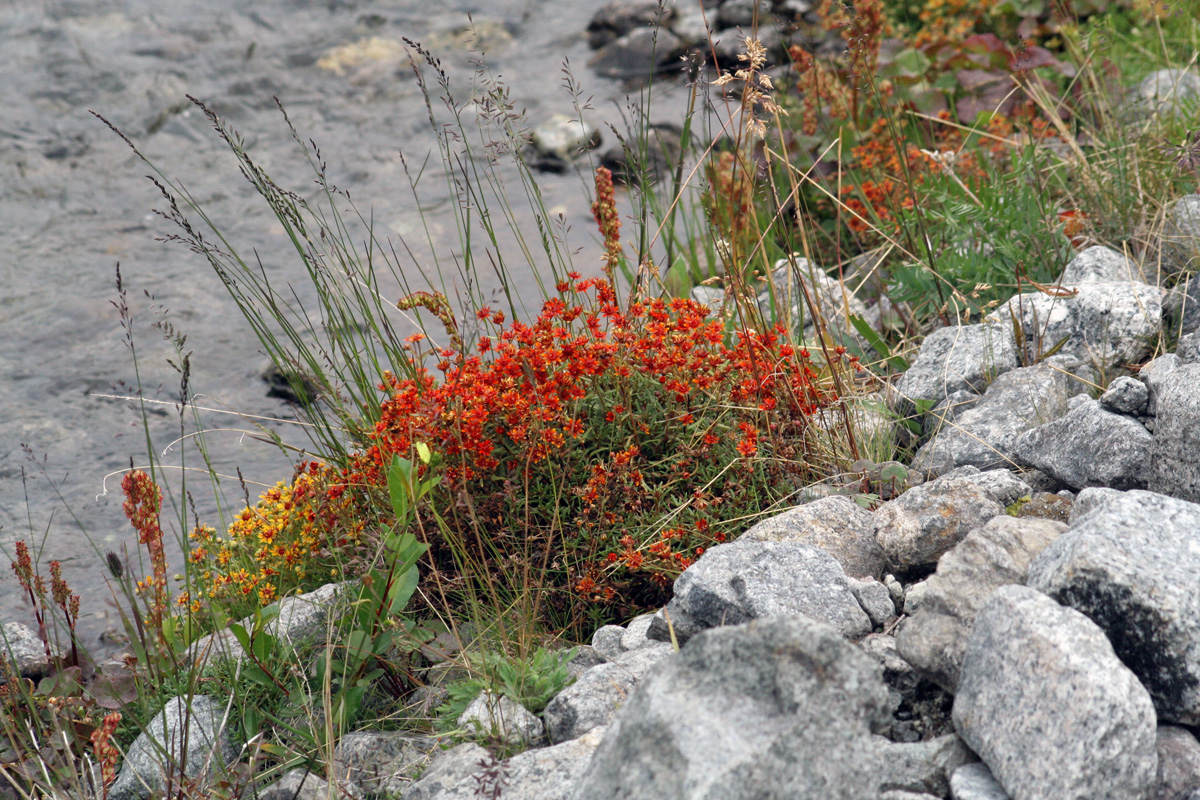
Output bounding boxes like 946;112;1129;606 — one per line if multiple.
587;27;687;81
1100;375;1150;415
1143;353;1181;415
589;625;626;660
913;365;1070;477
530;115;599;161
874;466;1028;572
1152;726;1200;800
1164;276;1200;336
333;731;438;797
951;762;1010;800
738;494;886;579
109;696;238;800
258;768;360;800
544;644;671;744
1178;332;1200;364
1131;69;1200;118
1;621;61;680
877;734;978;798
571;616;891;800
1014;398;1153;491
404;728;605;800
989;248;1162;372
188;581;352;664
1162;195;1200;276
760;257;870;349
1148;363;1200;501
881;793;943;800
923;390;982;438
897;515;1066;692
952;586;1158;800
849;577;897;628
651;539;873;645
895;324;1019;416
401;743;489;800
459;691;544;746
587;0;675;48
1060;245;1148;284
1028;488;1200;724
620;613;657;651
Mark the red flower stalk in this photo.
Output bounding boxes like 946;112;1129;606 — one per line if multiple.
592;167;622;273
121;470;169;637
90;711;122;798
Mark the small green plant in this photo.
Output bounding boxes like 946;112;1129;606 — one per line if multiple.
434;645;577;735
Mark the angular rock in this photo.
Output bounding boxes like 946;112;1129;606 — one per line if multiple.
1;621;61;680
405;729;605;800
1164;275;1200;336
738;494;885;579
1142;353;1181;416
589;625;626;660
874;466;1029;572
1100;375;1150;415
1028;488;1200;724
894;324;1019;416
1178;332;1200;364
760;257;870;349
333;731;437;797
913;364;1070;477
1059;245;1148;284
649;540;872;645
952;586;1158;800
459;691;544;746
544;643;672;744
989;257;1162;372
620;612;657;651
897;515;1066;693
1013;398;1153;491
950;762;1010;800
923;390;981;438
1148;363;1200;501
572;616;891;800
876;734;978;798
849;577;897;628
110;696;239;800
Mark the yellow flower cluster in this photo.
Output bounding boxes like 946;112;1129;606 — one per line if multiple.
177;463;369;617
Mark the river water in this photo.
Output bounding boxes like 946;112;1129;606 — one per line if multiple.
0;0;701;650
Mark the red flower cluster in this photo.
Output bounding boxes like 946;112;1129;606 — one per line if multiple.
342;275;840;621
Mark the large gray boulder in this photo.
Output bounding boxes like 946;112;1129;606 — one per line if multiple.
873;466;1029;573
952;586;1158;800
738;494;885;579
894;323;1019;416
988;246;1161;372
896;515;1066;692
544;643;673;743
1147;363;1200;501
109;696;239;800
571;616;891;800
912;365;1070;477
403;728;605;800
1028;488;1200;724
646;540;873;646
1013;398;1153;491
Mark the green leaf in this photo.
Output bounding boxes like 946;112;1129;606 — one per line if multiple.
849;315;909;371
885;47;931;79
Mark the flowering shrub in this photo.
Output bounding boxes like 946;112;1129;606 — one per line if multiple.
339;270;855;629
